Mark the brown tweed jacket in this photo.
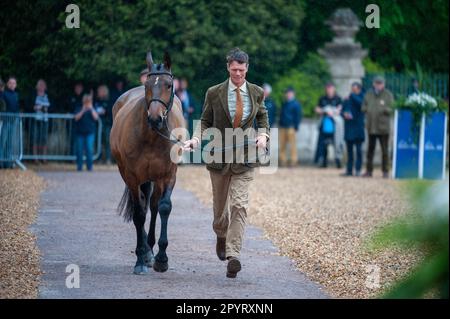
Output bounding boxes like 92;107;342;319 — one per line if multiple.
193;79;270;175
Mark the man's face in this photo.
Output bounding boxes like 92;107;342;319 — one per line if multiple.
74;84;83;95
116;81;124;91
326;85;335;97
140;74;148;85
374;82;385;91
351;85;361;95
180;79;188;90
7;79;17;91
285;91;294;101
227;61;248;87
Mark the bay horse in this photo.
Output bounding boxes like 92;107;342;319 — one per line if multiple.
110;51;186;274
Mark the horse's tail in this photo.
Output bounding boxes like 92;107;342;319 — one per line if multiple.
117;186;134;222
117;182;153;222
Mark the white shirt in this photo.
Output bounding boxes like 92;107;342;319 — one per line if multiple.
228;79;252;125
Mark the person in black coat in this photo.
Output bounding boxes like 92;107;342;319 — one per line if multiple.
263;83;277;127
342;82;365;176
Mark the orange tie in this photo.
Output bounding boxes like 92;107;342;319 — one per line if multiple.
233;87;243;128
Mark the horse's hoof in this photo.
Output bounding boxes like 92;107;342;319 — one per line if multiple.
133;265;149;275
145;252;155;267
153;260;169;273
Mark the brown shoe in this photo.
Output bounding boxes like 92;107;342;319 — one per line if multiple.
216;237;226;261
362;172;373;178
226;257;241;278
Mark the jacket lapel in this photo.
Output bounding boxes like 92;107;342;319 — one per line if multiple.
218;80;233;125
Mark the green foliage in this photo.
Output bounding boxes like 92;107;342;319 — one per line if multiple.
363;57;391;74
1;0;448;112
0;0;305;110
272;53;330;117
367;181;449;298
298;0;449;73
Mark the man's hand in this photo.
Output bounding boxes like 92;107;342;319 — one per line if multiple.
343;112;353;120
183;137;199;152
256;135;267;149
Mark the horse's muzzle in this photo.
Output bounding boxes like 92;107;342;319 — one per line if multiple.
148;116;164;130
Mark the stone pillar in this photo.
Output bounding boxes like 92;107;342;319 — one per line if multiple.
318;8;368;98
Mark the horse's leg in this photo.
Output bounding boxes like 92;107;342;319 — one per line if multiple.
153;176;176;273
131;184;150;275
146;184;161;267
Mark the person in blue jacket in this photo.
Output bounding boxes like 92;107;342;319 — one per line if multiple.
342;82;365;176
74;94;99;171
278;86;302;167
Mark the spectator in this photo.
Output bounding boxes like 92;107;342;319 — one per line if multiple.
31;79;51;164
0;78;6;168
74;94;99;171
314;83;343;168
3;77;19;113
263;83;277;127
69;82;84;112
95;84;113;164
140;68;149;85
1;77;20;168
173;77;180;93
342;82;365;176
177;78;196;131
362;76;394;178
407;78;420;96
278;87;302;167
68;82;85;156
110;79;125;106
0;78;6;112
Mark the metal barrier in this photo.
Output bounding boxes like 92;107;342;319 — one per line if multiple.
0;113;25;170
363;72;449;99
0;112;103;169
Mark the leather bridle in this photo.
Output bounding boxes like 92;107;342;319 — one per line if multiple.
146;71;175;119
146;71;183;145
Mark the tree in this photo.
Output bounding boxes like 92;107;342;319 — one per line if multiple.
298;0;449;73
0;0;306;109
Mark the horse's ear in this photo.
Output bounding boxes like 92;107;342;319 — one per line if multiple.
146;51;154;69
163;51;171;71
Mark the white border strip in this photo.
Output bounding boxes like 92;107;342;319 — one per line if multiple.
392;110;398;179
418;113;425;179
442;112;448;180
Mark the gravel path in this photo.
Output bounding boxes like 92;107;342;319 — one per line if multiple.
34;171;327;299
177;166;423;299
0;170;44;299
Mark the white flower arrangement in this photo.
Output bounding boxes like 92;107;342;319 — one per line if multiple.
405;92;438;109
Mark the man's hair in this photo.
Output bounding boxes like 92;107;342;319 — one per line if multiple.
226;47;249;65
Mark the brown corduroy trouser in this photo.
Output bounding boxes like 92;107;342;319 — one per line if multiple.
209;168;254;258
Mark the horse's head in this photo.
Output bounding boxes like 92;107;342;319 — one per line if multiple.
145;51;174;130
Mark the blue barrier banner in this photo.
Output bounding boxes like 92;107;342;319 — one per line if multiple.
393;110;420;179
423;112;447;179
